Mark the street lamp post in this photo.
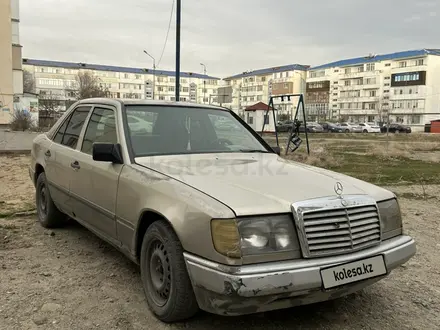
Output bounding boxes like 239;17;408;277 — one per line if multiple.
143;50;156;100
200;63;207;104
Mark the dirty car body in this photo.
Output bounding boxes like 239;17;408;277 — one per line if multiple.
29;98;416;321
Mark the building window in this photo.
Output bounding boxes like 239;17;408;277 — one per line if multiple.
333;93;338;96
385;77;390;80
398;61;407;68
334;69;339;73
411;115;421;124
159;96;165;100
344;80;350;86
369;90;376;97
384;83;390;86
124;73;129;78
416;59;424;66
366;63;375;71
385;63;391;67
384;90;390;93
394;72;420;82
333;81;338;84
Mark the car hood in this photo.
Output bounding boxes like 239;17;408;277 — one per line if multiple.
135;153;394;216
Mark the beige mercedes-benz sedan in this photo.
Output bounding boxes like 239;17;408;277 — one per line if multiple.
29;98;416;323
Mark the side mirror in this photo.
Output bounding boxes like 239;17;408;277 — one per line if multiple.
92;143;124;164
271;146;281;155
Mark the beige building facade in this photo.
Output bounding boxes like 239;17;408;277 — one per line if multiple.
0;0;22;125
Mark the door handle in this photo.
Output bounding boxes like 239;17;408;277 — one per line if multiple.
45;150;51;157
70;161;81;170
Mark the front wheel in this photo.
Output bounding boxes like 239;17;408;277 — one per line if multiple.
140;220;199;322
363;129;368;133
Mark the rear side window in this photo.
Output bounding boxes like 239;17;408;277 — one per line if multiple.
53;114;72;144
60;106;91;149
81;107;117;154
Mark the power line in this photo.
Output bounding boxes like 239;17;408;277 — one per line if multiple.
157;0;175;68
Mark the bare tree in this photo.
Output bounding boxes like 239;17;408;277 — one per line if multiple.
124;92;137;99
75;71;109;100
10;108;33;131
38;92;64;128
23;69;35;94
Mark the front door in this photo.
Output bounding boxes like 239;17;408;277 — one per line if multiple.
69;106;123;241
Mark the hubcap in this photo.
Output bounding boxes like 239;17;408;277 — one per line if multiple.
39;184;48;217
148;240;171;306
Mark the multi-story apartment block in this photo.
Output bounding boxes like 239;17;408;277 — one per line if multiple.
306;49;440;130
22;59;220;110
222;64;309;118
0;0;23;125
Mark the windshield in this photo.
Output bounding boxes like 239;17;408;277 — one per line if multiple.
125;105;270;157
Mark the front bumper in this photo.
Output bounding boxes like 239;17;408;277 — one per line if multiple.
184;235;416;316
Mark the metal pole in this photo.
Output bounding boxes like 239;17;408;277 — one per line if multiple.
175;0;181;102
143;50;156;100
200;63;206;103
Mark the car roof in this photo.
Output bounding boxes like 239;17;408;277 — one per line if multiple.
76;98;229;111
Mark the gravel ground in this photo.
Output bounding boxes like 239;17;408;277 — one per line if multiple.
1;155;440;329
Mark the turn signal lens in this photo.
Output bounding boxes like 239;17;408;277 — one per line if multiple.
211;219;241;259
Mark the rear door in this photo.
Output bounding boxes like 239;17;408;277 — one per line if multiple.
44;106;91;216
69;105;123;241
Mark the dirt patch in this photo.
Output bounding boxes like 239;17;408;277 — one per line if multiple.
1;196;440;329
0;155;35;216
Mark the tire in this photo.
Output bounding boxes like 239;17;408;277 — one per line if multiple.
363;129;368;133
36;172;67;228
140;220;199;322
345;129;350;133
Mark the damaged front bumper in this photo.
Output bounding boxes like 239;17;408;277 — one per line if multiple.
184;235;416;316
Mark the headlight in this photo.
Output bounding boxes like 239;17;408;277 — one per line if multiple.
377;198;403;239
211;216;298;258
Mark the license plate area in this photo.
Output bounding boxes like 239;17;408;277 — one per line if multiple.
320;255;387;289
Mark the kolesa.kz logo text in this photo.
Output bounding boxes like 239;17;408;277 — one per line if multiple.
333;263;374;281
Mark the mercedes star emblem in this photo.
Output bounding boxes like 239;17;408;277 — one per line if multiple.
334;182;344;196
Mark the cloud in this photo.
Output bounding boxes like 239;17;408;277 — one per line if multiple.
20;0;440;77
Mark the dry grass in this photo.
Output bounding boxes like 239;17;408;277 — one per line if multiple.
283;145;342;168
364;141;440;160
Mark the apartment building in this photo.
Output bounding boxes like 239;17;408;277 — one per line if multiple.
22;59;220;110
222;64;309;118
306;49;440;130
0;0;23;125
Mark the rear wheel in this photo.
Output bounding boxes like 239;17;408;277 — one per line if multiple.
345;129;350;133
36;172;67;228
140;220;199;322
363;129;368;133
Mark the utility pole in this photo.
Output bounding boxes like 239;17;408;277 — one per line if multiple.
200;63;206;103
175;0;181;102
143;50;156;100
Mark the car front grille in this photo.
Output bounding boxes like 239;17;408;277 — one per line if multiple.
292;196;382;258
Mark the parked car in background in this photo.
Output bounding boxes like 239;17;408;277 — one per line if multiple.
380;123;412;133
359;122;381;133
320;122;343;133
276;120;294;132
307;122;324;133
339;122;361;133
29;98;416;322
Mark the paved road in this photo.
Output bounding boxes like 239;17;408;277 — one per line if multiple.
0;129;41;152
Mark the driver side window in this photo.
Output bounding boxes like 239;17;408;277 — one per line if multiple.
81;107;117;155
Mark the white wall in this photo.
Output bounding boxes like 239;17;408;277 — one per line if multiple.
10;0;19;20
245;110;276;132
13;69;23;94
11;21;19;44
